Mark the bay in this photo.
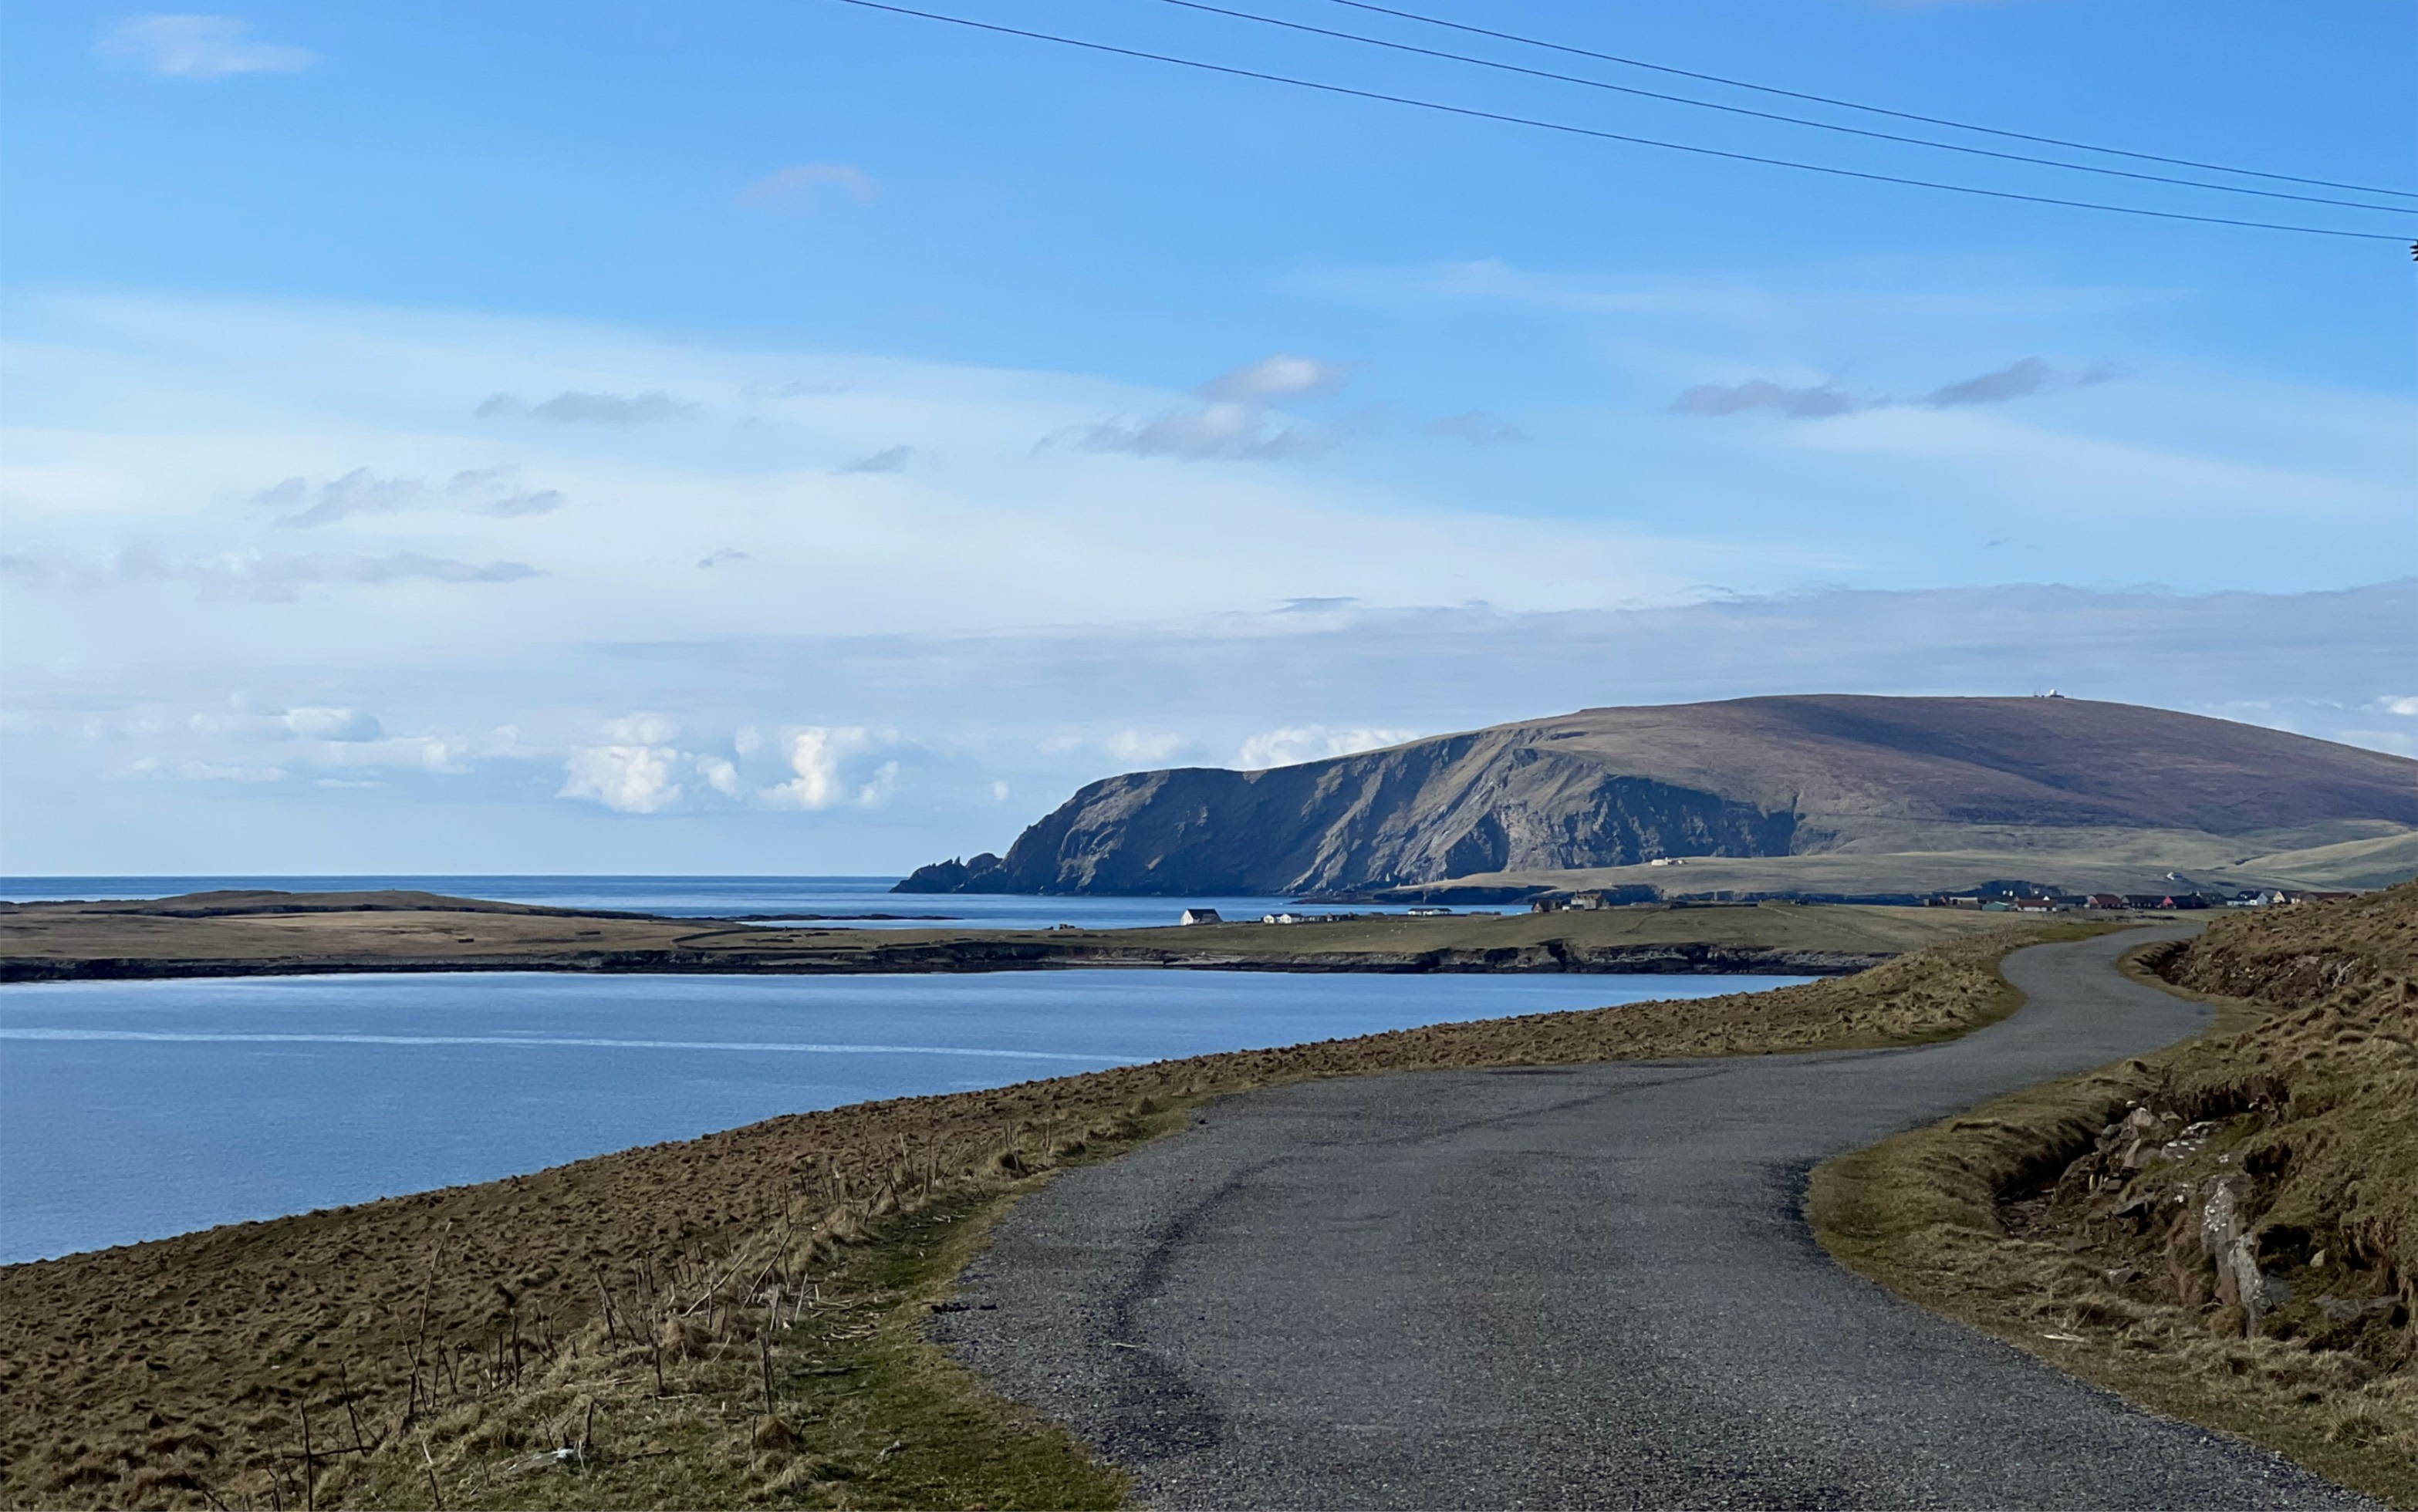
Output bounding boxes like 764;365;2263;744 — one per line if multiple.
0;969;1805;1263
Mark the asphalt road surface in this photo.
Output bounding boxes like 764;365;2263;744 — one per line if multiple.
937;926;2366;1509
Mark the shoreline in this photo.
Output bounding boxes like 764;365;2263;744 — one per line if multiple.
0;943;1883;984
0;887;2019;985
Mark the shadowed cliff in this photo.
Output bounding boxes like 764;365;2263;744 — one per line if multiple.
897;695;2418;897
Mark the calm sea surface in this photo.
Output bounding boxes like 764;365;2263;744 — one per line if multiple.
0;876;1393;930
0;969;1805;1264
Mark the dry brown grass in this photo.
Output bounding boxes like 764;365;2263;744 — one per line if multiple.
0;920;2068;1509
0;891;2005;982
1811;883;2418;1507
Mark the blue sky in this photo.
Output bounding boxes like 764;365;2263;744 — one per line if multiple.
3;1;2413;873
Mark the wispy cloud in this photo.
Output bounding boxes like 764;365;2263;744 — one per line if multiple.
1061;353;1349;461
1236;724;1420;770
1673;378;1866;420
260;468;424;528
103;546;544;601
1677;358;2122;420
838;444;914;474
1425;410;1526;444
476;390;697;426
99;13;314;77
1197;353;1349;404
737;163;879;211
1919;357;2122;408
697;548;751;569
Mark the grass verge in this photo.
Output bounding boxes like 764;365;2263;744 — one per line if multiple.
1809;885;2418;1507
5;918;2082;1509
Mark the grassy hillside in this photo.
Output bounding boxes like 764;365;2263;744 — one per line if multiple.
0;920;2070;1509
1812;884;2418;1505
900;695;2418;896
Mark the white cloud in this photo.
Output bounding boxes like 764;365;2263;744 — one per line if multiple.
738;164;879;211
1236;724;1420;770
765;726;865;810
762;727;916;809
2383;696;2418;717
559;743;682;814
99;14;314;78
697;753;742;798
1197;353;1349;404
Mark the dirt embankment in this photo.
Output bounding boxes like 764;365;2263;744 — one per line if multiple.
0;923;2055;1510
1812;883;2418;1505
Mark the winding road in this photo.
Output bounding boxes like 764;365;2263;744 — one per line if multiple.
937;926;2366;1509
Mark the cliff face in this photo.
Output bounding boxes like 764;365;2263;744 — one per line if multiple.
900;696;2418;896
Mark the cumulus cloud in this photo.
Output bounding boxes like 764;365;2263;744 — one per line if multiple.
559;744;682;814
100;14;314;77
556;715;687;812
737;163;879;211
1059;352;1348;461
1672;378;1866;420
2382;696;2418;717
765;727;862;809
476;390;697;426
262;468;425;528
1425;410;1527;444
838;445;913;474
1236;724;1420;771
762;727;910;809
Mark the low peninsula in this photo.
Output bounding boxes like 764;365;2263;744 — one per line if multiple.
0;888;2014;983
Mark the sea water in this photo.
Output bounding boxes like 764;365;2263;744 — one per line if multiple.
0;969;1805;1262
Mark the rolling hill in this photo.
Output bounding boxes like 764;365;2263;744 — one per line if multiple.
896;696;2418;899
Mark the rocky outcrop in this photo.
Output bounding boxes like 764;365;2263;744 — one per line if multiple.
900;695;2418;896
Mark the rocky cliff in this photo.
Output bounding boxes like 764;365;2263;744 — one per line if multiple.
899;695;2418;896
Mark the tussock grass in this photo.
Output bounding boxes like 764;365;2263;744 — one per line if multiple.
1811;883;2418;1507
2;920;2059;1509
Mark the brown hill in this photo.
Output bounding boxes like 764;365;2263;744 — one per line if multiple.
897;696;2418;897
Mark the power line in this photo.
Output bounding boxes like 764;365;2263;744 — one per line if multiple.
1160;0;2409;215
1327;0;2418;203
829;0;2413;241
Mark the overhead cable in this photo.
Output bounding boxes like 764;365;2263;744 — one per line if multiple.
829;0;2414;242
1326;0;2418;203
1159;0;2408;215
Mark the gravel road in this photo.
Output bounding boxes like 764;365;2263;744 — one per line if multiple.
936;926;2367;1509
